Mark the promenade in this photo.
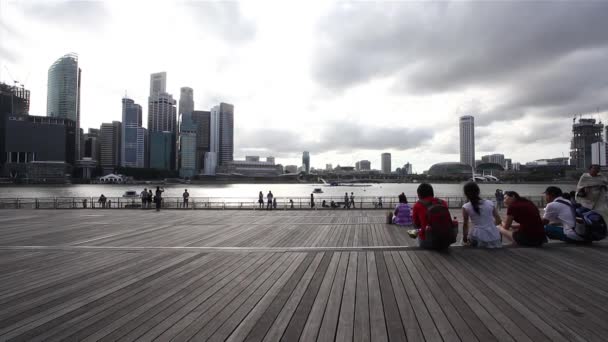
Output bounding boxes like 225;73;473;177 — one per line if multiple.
0;209;607;341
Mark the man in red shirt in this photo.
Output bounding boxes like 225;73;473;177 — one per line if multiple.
409;183;449;248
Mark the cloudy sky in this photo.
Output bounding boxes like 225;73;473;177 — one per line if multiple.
1;0;608;172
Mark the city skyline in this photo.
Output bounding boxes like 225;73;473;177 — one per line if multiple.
2;1;608;171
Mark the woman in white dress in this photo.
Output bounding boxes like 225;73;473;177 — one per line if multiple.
462;182;503;248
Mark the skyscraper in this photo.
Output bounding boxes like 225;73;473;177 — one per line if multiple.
218;103;234;167
83;128;101;162
191;110;211;172
571;118;603;169
179;87;194;117
47;53;81;160
302;151;310;173
121;98;147;168
179;113;197;178
148;72;177;170
381;153;391;174
100;121;121;174
459;115;475;167
150;131;174;170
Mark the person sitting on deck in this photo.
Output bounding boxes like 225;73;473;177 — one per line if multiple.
330;200;338;209
387;193;413;226
499;191;546;246
462;182;502;248
542;186;586;243
409;183;456;249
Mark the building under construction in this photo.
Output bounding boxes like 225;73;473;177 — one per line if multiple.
570;118;604;169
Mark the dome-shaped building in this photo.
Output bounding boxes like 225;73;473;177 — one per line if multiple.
428;162;472;177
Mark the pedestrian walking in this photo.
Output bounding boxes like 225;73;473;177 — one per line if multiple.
350;192;356;209
183;189;190;208
267;191;273;210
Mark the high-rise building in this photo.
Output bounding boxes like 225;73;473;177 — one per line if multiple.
481;153;505;166
179;87;194;117
179;113;197;178
325;164;333;171
1;83;31;167
121;98;147;168
591;142;608;166
459;115;475;167
100;121;121;174
404;162;413;175
285;165;298;174
150;131;174;170
571;118;603;169
191;110;211;172
356;160;371;171
381;153;391;174
504;158;512;171
218;103;234;167
148;72;177;170
266;156;275;164
302;151;310;173
47;53;81;160
83;128;101;162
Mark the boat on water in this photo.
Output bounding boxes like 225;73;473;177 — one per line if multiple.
313;188;324;194
122;190;139;198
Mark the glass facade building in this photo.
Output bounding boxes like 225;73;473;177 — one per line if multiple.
150;131;174;170
121;98;147;168
47;53;81;161
179;113;197;178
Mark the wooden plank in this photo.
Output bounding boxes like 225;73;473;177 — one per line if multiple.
353;252;370;342
366;251;388;342
374;251;406;341
316;251;349;341
334;251;358;342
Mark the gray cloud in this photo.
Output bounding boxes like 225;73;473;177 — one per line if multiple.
184;2;256;43
15;1;109;30
236;122;433;157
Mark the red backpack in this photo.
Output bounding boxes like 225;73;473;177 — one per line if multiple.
421;199;457;249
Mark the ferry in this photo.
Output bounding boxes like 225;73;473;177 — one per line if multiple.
313;188;324;194
122;190;140;198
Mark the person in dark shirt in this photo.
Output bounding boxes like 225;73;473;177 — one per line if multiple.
410;183;449;249
155;186;164;212
499;191;546;246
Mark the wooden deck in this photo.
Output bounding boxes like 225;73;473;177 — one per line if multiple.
0;209;607;341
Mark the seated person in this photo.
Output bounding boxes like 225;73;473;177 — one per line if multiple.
542;186;585;243
462;182;502;248
410;183;453;249
330;200;338;209
499;191;546;246
322;200;328;208
388;193;413;226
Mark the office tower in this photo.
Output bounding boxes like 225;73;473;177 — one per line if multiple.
191;110;211;172
302;151;310;173
150;131;174;170
179;87;194;116
179;113;197;178
381;153;391;174
84;128;101;162
1;83;31;166
459;115;475;167
404;162;413;174
47;53;81;160
571;118;604;169
266;156;275;164
218;103;234;166
121;98;146;168
148;72;176;170
100;121;121;174
504;158;512;170
326;164;332;171
591;142;608;166
356;160;371;171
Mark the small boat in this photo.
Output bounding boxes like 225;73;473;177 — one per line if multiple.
313;188;324;194
122;190;139;198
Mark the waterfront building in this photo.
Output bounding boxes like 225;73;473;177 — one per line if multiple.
246;156;260;162
325;164;332;171
100;121;121;174
481;153;505;166
218;160;283;177
148;72;177;170
459;115;475;167
47;53;81;160
571;118;603;169
302;151;310;173
217;103;234;167
356;160;371;171
191;110;211;172
381;153;391;174
591;142;608;166
121;98;147;168
149;131;174;170
404;162;413;175
179;113;197;178
266;156;275;164
203;152;217;175
428;162;471;177
526;158;570;166
284;165;298;174
512;162;521;171
504;158;512;171
179;87;194;117
1;83;31;167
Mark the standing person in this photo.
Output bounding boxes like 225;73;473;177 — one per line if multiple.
273;197;278;209
543;186;583;243
267;191;273;210
344;192;350;209
155;186;164;212
289;199;294;209
98;194;107;208
576;164;608;223
310;193;315;208
409;183;456;249
495;189;503;210
140;188;148;209
147;190;153;209
462;182;502;248
388;193;413;226
378;197;383;208
183;189;190;208
350;192;356;209
499;191;546;246
258;191;264;209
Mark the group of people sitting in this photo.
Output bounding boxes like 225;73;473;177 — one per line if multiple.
389;164;608;249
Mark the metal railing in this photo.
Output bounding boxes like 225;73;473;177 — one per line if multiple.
0;195;548;210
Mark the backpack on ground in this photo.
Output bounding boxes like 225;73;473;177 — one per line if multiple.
556;199;607;241
421;199;458;249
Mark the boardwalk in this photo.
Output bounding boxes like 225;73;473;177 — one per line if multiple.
0;209;607;341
